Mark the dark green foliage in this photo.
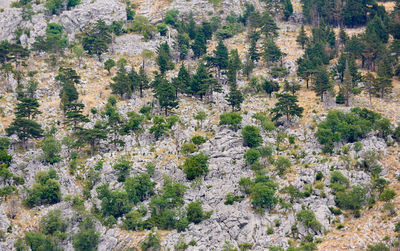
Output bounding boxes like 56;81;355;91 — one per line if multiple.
335;185;367;210
242;125;263;148
282;0;293;20
296;209;322;232
25;232;56;251
192;32;207;58
140;229;161;251
330;170;349;193
366;243;389;251
183;153;209;180
296;25;308;49
316;108;390;153
32;23;67;54
224;193;242;205
73;217;100;251
157;23;168;36
270;93;303;122
164;9;180;27
156;42;174;75
149;115;169;140
104;58;115;75
82;19;112;59
41;136;61;164
244;148;261;165
121;111;145;134
74;121;107;155
175;32;190;60
123;210;143;231
250;178;278;210
40;209;67;239
191;136;206;145
186;201;206;224
124;173;156;203
263;39;282;65
209;40;229;77
379;189;396;201
313;66;332;100
25;169;61;207
153;76;178;115
96;184;131;218
226;83;244;112
65;103;89;129
274;156;291;175
112;159;131;182
189;62;220;100
263;79;280;97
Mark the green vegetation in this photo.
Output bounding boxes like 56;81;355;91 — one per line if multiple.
25;169;61;207
183;153;209;180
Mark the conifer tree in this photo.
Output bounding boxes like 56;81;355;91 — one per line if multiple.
249;32;260;63
362;72;375;106
211;40;229;79
172;63;190;97
82;19;112;60
296;25;308;49
138;66;149;98
153;77;178;115
227;49;242;85
104;58;116;75
75;121;107;155
263;39;282;66
156;42;174;75
270;93;303;122
226;83;244;111
192;32;207;58
313;66;332;101
65;103;89;129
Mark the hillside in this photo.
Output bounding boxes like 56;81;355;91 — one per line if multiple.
0;0;400;250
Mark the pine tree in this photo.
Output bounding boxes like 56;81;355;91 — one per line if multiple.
65;103;89;129
249;32;260;63
263;39;282;66
338;61;355;106
260;11;279;38
172;63;190;97
263;79;280;98
270;93;304;122
75;121;107;155
82;19;112;60
57;68;80;114
227;49;242;85
192;32;207;58
175;32;190;60
138;66;149;98
188;13;197;40
153;78;178;115
156;42;174;75
6;87;43;146
226;83;244;111
296;25;308;49
191;62;220;100
283;81;301;94
375;58;393;98
211;40;229;79
362;72;375;106
313;66;332;101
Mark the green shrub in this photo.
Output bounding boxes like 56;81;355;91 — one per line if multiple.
250;181;278;210
296;209;322;232
242;125;263;148
181;143;198;154
329;171;349;193
96;184;131;218
186;201;206;224
224;193;241;205
140;229;161;251
252;113;275;131
316;171;324;181
73;217;99;251
25;232;55;251
41;136;61;164
239;177;254;194
25;169;61;207
124;173;156;203
112;159;131;182
244;148;261;165
183;153;209;180
367;243;389;251
157;23;168;36
219;112;242;131
379;189;396;202
191;136;206;145
274;156;291;175
335;185;367;210
257;145;274;158
359;150;382;177
316;108;390;153
40;209;67;239
122;210;143;231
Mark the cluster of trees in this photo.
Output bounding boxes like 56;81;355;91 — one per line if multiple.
239;175;278;212
316;108;395;153
95;174;211;232
25;169;61;207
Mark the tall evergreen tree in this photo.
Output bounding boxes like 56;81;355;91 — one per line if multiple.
249;32;261;63
82;19;112;60
156;42;174;75
153;77;178;115
227;49;242;85
263;39;282;66
75;121;107;155
210;40;229;79
313;66;332;101
296;25;308;49
270;93;303;122
65;103;89;129
192;32;207;58
172;63;191;97
138;66;149;98
226;83;244;111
